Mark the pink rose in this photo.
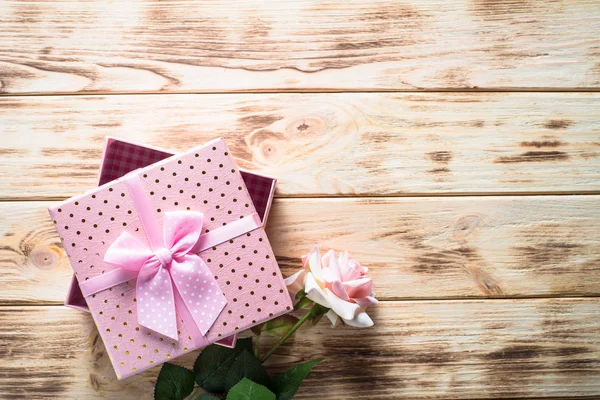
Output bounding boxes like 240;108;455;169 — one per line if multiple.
284;247;378;327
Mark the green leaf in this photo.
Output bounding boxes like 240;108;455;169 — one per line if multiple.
295;290;306;300
194;338;252;392
250;315;299;337
154;363;196;400
293;297;313;311
271;359;323;400
226;378;275;400
307;304;329;325
194;395;221;400
224;349;270;391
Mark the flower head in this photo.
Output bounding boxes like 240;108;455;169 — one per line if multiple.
285;246;377;327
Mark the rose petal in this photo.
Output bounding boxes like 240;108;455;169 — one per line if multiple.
325;309;340;326
343;310;374;328
307;246;324;282
342;278;373;299
321;267;337;283
354;296;379;308
322;250;342;282
328;251;342;281
301;254;308;269
325;290;359;320
304;272;331;308
342;259;364;281
284;269;306;297
327;279;350;301
338;250;349;268
321;249;336;268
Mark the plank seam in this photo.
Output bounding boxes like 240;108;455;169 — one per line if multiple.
3;296;599;308
2;192;600;203
3;88;600;98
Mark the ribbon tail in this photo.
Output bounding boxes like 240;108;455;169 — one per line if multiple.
136;259;179;340
170;255;227;335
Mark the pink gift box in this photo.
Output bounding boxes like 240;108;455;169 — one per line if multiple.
65;137;277;316
49;138;292;379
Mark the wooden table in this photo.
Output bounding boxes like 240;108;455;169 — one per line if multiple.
1;1;599;399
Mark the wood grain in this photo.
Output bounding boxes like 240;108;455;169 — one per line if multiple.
1;92;600;199
2;196;599;304
1;0;600;94
1;300;599;399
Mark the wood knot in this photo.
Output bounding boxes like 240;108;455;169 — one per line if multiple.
256;138;282;165
28;246;63;269
452;214;486;241
297;122;309;131
285;117;324;137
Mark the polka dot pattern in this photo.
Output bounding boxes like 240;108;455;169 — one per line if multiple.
170;255;227;335
48;138;293;379
137;263;178;339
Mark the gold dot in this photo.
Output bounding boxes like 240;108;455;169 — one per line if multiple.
184;347;188;351
137;356;142;360
132;368;137;372
106;328;111;332
125;351;130;355
113;345;118;349
147;332;151;336
154;349;159;353
130;339;135;343
159;338;164;342
149;361;154;365
166;354;171;358
171;343;176;347
120;362;124;366
142;344;147;348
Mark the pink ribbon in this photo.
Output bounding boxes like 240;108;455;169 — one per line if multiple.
80;174;261;344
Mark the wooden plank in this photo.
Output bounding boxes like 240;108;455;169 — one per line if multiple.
1;92;600;199
0;0;599;94
1;300;599;399
1;196;599;304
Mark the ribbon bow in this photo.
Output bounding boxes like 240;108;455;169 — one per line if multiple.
79;173;261;345
104;210;226;340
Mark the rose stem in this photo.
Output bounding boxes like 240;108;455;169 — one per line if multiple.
260;301;315;363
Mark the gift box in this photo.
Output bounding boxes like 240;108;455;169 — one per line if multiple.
65;137;277;316
49;138;292;379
